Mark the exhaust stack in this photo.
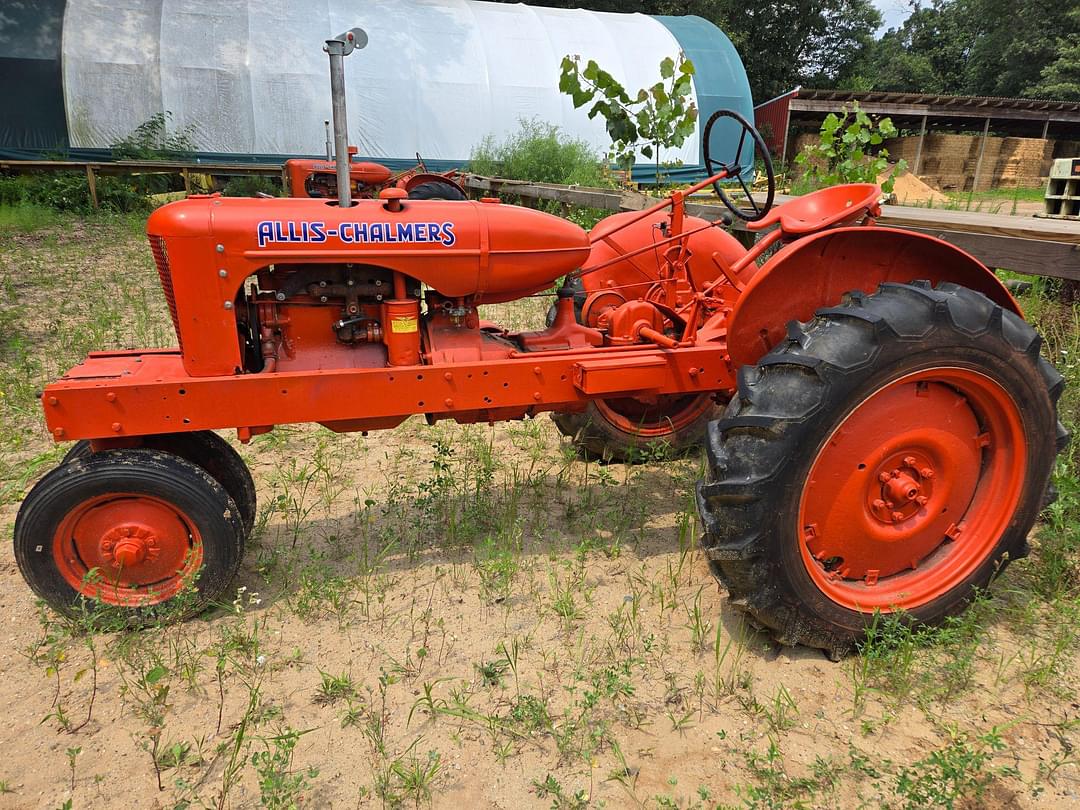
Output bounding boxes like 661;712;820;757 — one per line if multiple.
324;28;368;208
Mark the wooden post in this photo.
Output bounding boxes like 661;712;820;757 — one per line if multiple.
182;167;191;195
85;165;98;209
972;117;991;193
913;114;928;175
1042;118;1050;140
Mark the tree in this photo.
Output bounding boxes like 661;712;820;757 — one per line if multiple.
793;102;905;194
1026;8;1080;100
846;0;1076;99
558;54;698;183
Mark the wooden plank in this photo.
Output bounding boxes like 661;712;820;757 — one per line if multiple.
463;175;1080;279
0;159;282;177
895;230;1080;281
877;205;1080;245
84;165;98;209
914;115;928;175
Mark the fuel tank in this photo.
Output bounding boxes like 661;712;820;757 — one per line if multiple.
585;209;748;300
148;195;590;303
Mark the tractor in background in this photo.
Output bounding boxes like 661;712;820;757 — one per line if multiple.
283;141;466;201
13;29;1066;658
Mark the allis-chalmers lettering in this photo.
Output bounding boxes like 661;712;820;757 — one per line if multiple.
256;219;457;248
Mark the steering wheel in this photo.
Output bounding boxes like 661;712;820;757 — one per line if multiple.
702;108;775;223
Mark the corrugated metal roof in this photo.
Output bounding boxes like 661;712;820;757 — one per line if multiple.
795;89;1080;114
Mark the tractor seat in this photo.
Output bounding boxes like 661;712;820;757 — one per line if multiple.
746;183;882;236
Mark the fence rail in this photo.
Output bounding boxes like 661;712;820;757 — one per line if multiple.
463;175;1080;281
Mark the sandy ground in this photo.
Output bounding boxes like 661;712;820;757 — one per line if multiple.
0;216;1077;809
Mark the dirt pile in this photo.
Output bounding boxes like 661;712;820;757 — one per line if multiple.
883;167;950;205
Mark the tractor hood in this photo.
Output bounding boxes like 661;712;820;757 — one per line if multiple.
147;195;590;304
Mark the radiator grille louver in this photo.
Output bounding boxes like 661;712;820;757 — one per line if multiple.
149;236;182;348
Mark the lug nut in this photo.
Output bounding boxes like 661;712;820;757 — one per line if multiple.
891;511;904;522
920;468;934;479
903;456;916;467
873;499;886;509
878;472;891;483
916;496;929;506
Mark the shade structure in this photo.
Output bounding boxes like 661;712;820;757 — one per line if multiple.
0;0;754;181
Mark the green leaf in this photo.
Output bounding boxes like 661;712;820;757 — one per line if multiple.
146;665;167;685
659;57;675;79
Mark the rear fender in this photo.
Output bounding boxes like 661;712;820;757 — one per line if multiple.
726;227;1020;367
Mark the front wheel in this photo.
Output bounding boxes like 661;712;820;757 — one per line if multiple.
696;282;1067;658
63;431;257;536
14;449;246;622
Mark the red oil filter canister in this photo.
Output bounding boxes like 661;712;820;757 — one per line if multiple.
383;299;421;366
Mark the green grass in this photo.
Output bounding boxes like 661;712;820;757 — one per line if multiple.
0;203;65;233
952;186;1047;203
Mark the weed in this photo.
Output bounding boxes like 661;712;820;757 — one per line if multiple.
314;670;357;706
389;748;442;807
894;727;1013;810
533;773;589;809
65;746;81;792
251;727;319;810
476;658;510;688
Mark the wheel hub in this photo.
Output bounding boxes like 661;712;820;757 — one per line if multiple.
101;525;161;568
869;453;935;524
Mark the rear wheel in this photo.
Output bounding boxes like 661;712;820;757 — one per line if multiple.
64;431;257;536
14;449;245;622
553;393;720;462
548;277;722;462
696;282;1067;658
408;181;466;201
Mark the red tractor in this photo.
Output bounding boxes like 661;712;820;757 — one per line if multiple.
13;31;1065;658
283;146;467;201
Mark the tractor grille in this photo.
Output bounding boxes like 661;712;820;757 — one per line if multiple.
149;236;182;348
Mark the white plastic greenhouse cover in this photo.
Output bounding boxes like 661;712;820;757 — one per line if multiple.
61;0;717;165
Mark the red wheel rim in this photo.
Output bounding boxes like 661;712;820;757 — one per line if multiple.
595;393;714;438
797;367;1026;612
52;494;204;606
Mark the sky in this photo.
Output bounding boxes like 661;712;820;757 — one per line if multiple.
874;0;913;33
